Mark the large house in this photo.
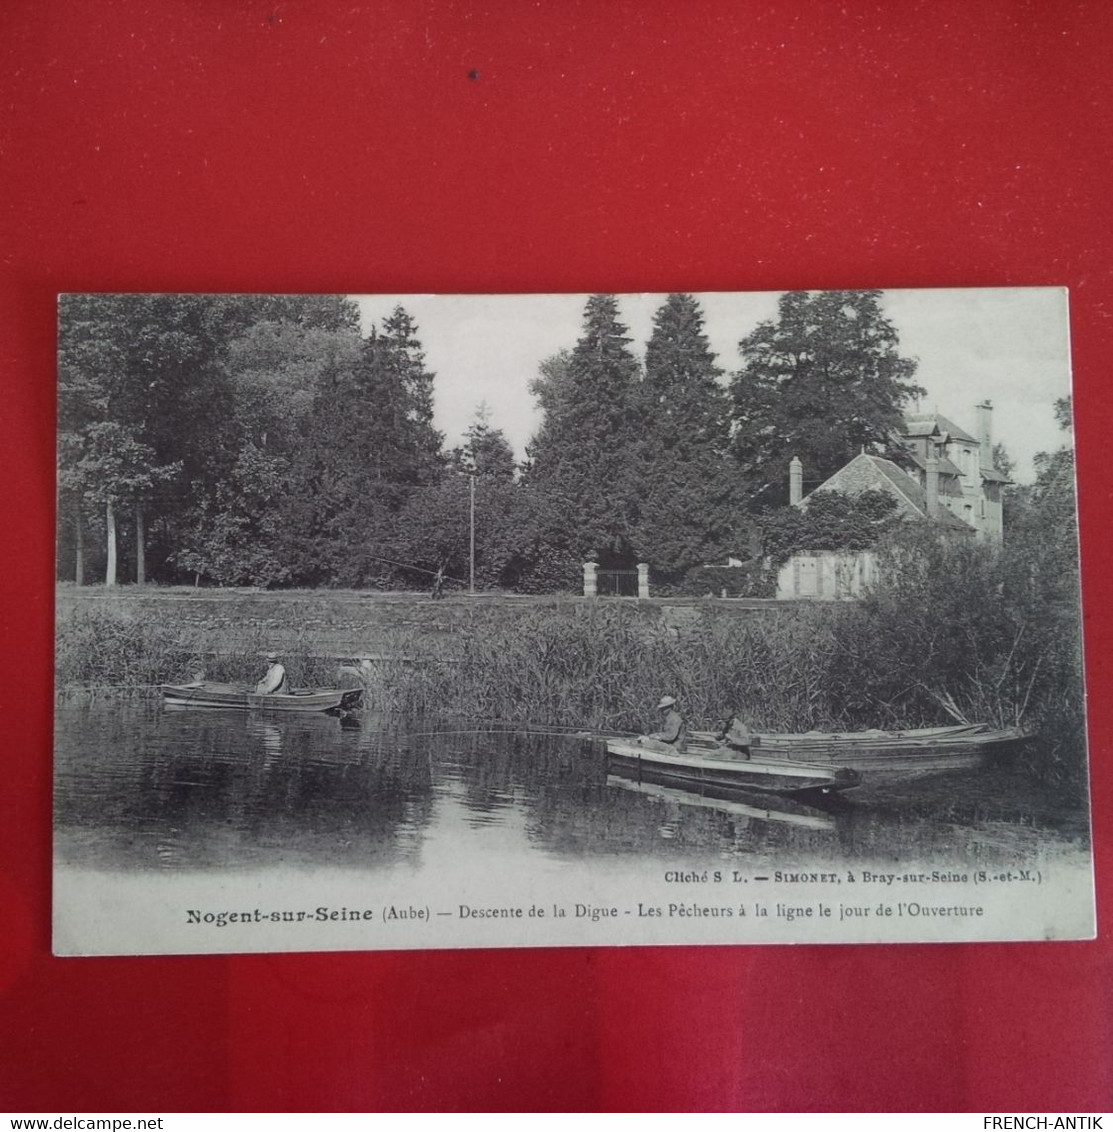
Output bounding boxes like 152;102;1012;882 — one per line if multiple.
900;401;1010;541
776;401;1011;600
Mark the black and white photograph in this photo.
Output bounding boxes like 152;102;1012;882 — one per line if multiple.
53;288;1092;955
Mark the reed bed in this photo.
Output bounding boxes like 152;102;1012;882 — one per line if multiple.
348;603;923;734
55;604;194;689
54;604;340;695
54;588;1087;791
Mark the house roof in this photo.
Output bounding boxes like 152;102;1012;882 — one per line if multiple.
904;412;979;445
809;453;971;531
904;450;965;478
980;466;1012;483
903;418;942;438
870;457;935;514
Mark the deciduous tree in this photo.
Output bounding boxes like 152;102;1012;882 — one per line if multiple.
58;294;225;584
730;291;924;507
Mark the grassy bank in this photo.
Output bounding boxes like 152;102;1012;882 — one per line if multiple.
55;592;873;731
55;585;1087;792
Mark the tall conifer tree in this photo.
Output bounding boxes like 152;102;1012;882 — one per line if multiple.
634;293;742;581
288;306;446;584
451;405;517;480
381;305;444;487
525;294;643;563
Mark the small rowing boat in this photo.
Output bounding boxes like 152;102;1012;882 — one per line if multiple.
688;723;1027;777
160;681;362;713
605;739;859;796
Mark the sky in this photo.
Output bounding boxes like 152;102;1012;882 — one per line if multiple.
353;288;1072;484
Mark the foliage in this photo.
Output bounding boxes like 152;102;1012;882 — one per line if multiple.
759;489;901;568
57;294;364;586
991;441;1015;483
379;306;445;487
57;294;229;583
523;295;644;563
450;405;517;480
677;563;764;598
173;445;295;587
632;294;744;584
836;492;1084;786
730;291;924;506
498;483;587;593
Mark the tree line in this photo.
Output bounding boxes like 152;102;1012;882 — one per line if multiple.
59;290;1020;593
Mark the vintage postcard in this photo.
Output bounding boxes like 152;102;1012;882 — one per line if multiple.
53;288;1092;955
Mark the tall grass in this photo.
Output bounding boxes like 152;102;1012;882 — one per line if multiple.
349;603;903;734
56;605;193;689
55;574;1087;791
55;605;339;693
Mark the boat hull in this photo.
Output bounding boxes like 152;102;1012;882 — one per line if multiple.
690;723;1027;776
605;740;859;796
160;682;362;713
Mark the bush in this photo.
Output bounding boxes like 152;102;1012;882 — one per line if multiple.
827;524;1086;788
676;563;764;598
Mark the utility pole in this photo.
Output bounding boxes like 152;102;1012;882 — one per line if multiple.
469;473;476;595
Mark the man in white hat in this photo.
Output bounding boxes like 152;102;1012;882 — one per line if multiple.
641;694;688;753
255;651;289;695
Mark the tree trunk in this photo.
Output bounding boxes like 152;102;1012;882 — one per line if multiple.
135;498;146;586
105;498;117;587
74;510;85;586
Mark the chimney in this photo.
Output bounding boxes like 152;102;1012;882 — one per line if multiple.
975;400;993;471
789;456;803;506
925;450;940;518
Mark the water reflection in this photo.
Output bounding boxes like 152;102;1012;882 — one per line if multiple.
54;704;1088;875
56;705;435;871
606;775;839;832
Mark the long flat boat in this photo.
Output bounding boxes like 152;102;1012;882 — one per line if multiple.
161;681;362;713
689;723;1027;776
605;739;860;796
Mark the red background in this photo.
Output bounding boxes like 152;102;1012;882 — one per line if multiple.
2;0;1111;1112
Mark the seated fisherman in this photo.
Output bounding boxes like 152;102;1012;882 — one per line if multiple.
715;713;753;760
255;652;290;695
639;695;688;753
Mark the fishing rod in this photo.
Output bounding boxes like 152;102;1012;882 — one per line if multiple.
360;553;469;586
392;723;643;741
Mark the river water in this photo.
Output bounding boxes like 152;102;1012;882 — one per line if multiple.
55;702;1089;876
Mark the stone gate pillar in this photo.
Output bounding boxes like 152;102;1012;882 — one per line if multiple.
637;562;650;599
583;561;598;598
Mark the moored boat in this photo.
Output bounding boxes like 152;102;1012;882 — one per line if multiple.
605;738;860;796
160;681;362;713
689;722;1027;777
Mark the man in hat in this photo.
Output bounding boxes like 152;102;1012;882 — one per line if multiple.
255;652;290;695
641;694;688;753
